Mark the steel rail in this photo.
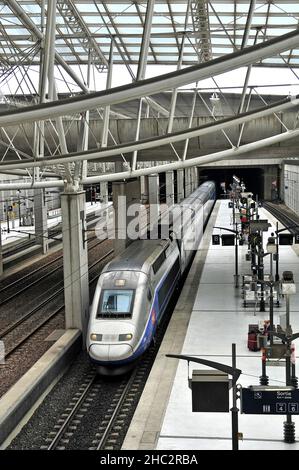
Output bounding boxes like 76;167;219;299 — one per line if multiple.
0;208;112;294
96;371;137;450
0;236;104;305
2;250;114;359
3;305;65;360
263;202;299;235
47;375;97;450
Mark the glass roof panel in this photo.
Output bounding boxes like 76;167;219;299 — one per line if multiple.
1;1;299;69
106;3;135;13
76;3;99;13
22;4;40;14
275;4;299;14
82;16;104;24
117;27;144;34
268;16;297;25
116;16;142;24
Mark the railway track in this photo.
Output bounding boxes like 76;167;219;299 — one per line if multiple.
1;250;114;361
2;239;36;259
0;236;105;305
40;291;172;451
1;209;104;260
263;201;299;235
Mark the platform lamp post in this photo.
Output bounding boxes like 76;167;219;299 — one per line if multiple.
275;223;280;282
257;237;266;312
274;223;299;282
270;271;299;443
5;200;10;234
17;190;22;226
166;344;242;450
214;226;240;288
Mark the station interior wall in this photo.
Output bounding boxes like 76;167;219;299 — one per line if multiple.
284;164;299;216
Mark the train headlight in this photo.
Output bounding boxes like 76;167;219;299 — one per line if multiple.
90;333;102;341
119;333;133;341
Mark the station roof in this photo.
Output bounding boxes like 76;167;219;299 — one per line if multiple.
1;1;299;69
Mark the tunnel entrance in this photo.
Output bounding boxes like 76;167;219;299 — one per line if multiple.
199;167;264;199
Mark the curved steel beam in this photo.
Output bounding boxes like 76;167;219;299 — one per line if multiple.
6;0;88;92
0;96;298;171
1;127;299;190
0;29;299;126
83;128;299;184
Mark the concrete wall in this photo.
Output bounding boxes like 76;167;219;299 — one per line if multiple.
284;163;299;215
263;166;279;201
2;113;299;163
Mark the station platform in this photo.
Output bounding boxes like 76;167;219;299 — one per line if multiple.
1;201;112;275
1;201;107;247
123;200;299;450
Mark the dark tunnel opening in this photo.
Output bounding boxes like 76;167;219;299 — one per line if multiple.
199;167;264;200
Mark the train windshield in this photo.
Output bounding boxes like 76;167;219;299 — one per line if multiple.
97;289;134;318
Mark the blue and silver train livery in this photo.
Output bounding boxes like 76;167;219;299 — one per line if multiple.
86;181;216;374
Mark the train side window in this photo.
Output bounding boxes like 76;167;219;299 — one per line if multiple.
147;289;152;301
152;251;166;274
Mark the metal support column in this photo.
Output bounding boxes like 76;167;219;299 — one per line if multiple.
192;166;198;192
140;175;149;204
0;224;3;277
148;173;160;231
176;169;185;203
185;168;192;197
112;179;140;255
166;171;175;206
100;182;109;205
237;26;260;147
231;343;239;451
182;89;197;161
61;190;89;336
167;35;186;133
132;0;155;171
241;0;256;50
101;41;114;148
34;188;48;254
80;49;92;180
136;0;156;80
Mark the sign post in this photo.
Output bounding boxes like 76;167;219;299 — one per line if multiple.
213;226;240;288
166;344;242;450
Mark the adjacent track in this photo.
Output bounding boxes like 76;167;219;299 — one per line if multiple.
263;201;299;235
0;236;104;305
1;250;113;361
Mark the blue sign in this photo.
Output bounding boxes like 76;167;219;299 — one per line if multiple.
241;387;299;415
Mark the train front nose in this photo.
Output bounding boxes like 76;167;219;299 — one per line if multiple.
89;343;133;362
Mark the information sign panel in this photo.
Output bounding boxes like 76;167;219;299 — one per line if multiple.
241;387;299;415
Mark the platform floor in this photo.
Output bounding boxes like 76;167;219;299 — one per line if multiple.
123;200;299;451
1;201;109;246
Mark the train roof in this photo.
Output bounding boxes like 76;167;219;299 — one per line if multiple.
102;239;168;274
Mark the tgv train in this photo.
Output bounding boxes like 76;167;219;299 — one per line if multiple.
87;181;216;374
